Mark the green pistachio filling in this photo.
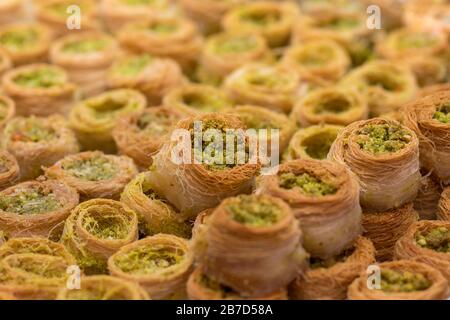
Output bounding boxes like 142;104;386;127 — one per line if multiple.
397;33;438;49
240;10;281;26
310;247;354;269
148;21;178;34
10;119;56;143
314;96;351;114
181;91;230;113
113;244;184;275
13;68;65;89
0;186;61;215
62;39;109;54
213;35;258;54
62;156;118;181
191;119;248;171
87;97;135;119
296;46;334;66
356;124;412;154
415;227;450;253
235;114;276;130
137;111;173;136
81;213;131;240
227;195;282;227
112;54;153;77
279;172;337;196
246;70;289;89
301;130;339;159
380;270;431;293
318;17;360;30
0;29;38;51
433;104;450;124
364;72;402;92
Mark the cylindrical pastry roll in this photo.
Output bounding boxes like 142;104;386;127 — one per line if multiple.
118;16;202;73
403;92;450;184
112;106;184;170
348;260;449;300
284;125;343;161
108;234;193;300
0;23;51;66
50;32;119;97
163;83;233;116
0;179;79;238
394;220;450;282
224;63;299;114
2;64;76;117
2;115;79;181
282;39;351;82
147;113;260;217
256;159;362;258
120;172;192;238
107;54;184;106
198;31;271;85
192;194;308;296
45;151;138;201
68;89;146;153
61;198;138;274
339;60;417;116
223;1;300;48
292;86;368;127
329;118;420;212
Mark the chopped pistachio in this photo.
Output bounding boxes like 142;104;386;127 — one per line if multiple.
13;68;65;89
228;195;281;227
279;172;337;196
214;35;258;54
433;104;450;124
137;111;172;135
0;29;38;51
296;46;334;66
0;186;61;215
112;54;153;77
113;245;184;275
190;119;248;171
62;156;118;181
365;73;401;91
246;70;289;89
415;227;450;253
62;39;109;54
356;124;412;154
240;10;281;26
381;270;431;293
10;118;56;143
182;92;229;113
